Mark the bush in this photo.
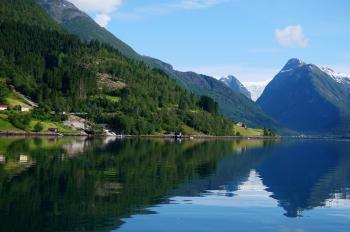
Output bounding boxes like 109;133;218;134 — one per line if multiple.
263;128;275;137
8;112;31;130
34;122;44;132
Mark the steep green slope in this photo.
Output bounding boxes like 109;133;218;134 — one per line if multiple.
35;0;281;131
35;0;140;59
0;0;234;136
0;0;63;31
258;59;350;135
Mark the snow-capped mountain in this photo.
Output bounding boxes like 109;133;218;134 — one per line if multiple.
243;81;270;101
320;67;350;84
257;58;350;135
220;75;251;99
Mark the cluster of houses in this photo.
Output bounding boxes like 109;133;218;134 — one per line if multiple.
0;104;30;112
0;104;60;134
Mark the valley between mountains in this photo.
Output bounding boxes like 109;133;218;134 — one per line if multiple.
0;0;349;137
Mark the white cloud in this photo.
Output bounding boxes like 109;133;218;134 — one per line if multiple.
275;25;309;48
69;0;224;24
94;14;111;27
69;0;123;13
70;0;123;26
116;0;227;20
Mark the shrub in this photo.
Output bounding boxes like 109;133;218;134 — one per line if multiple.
34;122;44;132
8;112;31;130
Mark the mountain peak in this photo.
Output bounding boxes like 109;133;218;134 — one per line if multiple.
220;75;252;99
281;58;306;73
258;58;350;134
35;0;86;23
220;75;238;82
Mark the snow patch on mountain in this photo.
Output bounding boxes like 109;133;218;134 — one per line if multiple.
220;75;251;99
280;58;305;73
243;80;270;101
221;75;247;90
321;67;350;84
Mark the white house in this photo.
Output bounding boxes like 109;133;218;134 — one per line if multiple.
21;106;30;112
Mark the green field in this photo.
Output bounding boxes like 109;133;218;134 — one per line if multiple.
28;120;76;133
233;125;263;137
0;114;23;132
0;113;75;134
181;125;204;136
90;94;121;103
0;88;75;133
181;124;263;137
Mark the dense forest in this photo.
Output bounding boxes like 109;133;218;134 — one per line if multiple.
0;0;235;135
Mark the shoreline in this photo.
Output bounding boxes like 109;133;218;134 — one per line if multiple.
0;131;87;137
1;131;349;140
1;132;349;140
0;130;278;139
124;134;279;140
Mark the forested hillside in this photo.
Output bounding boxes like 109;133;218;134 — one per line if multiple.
0;0;235;135
35;0;281;131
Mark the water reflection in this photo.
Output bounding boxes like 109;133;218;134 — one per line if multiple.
171;169;278;208
0;137;349;231
257;140;350;217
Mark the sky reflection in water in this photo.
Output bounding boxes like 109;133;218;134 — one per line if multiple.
0;138;349;232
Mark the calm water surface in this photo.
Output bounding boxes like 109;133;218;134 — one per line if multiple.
0;137;349;231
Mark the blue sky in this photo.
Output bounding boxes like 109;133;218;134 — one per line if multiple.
70;0;350;82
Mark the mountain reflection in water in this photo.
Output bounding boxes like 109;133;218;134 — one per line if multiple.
0;137;349;231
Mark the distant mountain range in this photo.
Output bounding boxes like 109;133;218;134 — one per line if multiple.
220;75;251;99
243;81;269;102
218;75;271;102
219;75;270;102
258;58;350;135
35;0;281;131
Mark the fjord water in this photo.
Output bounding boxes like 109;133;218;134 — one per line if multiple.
0;138;349;232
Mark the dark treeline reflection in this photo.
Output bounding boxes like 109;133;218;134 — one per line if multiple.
0;137;270;231
0;138;349;231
